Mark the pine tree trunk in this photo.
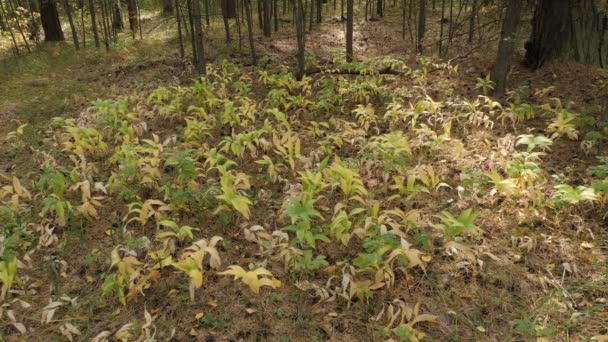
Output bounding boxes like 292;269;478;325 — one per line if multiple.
525;0;607;69
492;0;523;95
39;0;64;41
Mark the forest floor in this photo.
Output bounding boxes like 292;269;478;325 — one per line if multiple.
1;7;608;342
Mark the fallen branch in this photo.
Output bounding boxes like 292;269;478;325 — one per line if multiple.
304;66;408;76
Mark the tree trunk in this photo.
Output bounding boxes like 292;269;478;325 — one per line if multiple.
221;0;232;41
316;0;321;22
163;0;173;14
376;0;382;17
525;0;608;69
416;0;425;53
191;0;206;74
112;0;124;31
62;0;79;48
88;0;100;46
126;0;138;35
244;0;257;65
345;0;353;62
225;0;236;17
205;0;210;26
468;0;476;43
295;0;305;79
176;0;184;57
263;0;271;36
492;0;523;95
39;0;64;41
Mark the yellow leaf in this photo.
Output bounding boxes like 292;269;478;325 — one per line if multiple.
195;312;205;320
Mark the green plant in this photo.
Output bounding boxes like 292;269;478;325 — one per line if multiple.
475;74;495;95
215;172;252;219
516;134;552;152
433;209;481;241
218;265;281;294
291;250;329;273
551;185;597;206
156;220;198;243
0;256;17;301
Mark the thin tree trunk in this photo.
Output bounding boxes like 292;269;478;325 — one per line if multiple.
264;0;271;35
137;0;143;39
0;0;20;55
222;0;232;41
191;0;206;74
187;0;197;62
244;0;257;65
8;0;31;51
126;0;137;38
176;0;185;57
274;0;279;30
316;0;321;23
468;0;476;43
295;0;305;79
236;0;243;49
99;0;111;50
439;0;445;56
345;0;353;62
79;0;86;47
416;0;425;53
492;0;523;95
308;0;313;30
62;0;79;49
205;0;210;26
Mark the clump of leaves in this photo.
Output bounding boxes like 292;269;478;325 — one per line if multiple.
475;74;495;95
551;185;597;207
433;209;481;241
219;265;281;294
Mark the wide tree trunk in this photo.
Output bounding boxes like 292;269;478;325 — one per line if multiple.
39;0;64;41
525;0;608;69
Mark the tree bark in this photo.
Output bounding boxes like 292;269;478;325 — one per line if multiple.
295;0;305;79
176;0;184;57
62;0;79;48
525;0;608;69
416;0;425;53
244;0;257;65
190;0;206;74
126;0;138;36
222;0;232;41
163;0;173;14
492;0;523;95
112;0;124;31
39;0;64;41
263;0;271;36
346;0;353;62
